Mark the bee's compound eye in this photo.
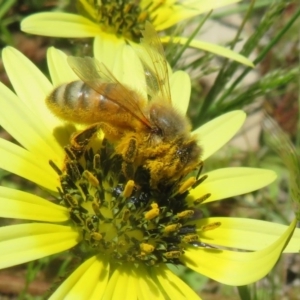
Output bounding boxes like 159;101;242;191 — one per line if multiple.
177;141;201;165
149;103;190;139
177;148;189;164
151;126;163;136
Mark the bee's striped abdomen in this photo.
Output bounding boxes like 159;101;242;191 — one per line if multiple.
46;81;130;125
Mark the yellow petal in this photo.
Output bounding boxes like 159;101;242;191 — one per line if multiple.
153;0;242;30
50;256;109;300
183;218;297;285
77;0;97;19
193;110;246;160
2;47;61;131
153;6;200;30
193;217;300;253
0;186;60;209
0;138;59;191
136;266;165;300
161;37;254;67
126;268;138;300
89;260;110;299
112;43;146;99
47;47;79;87
0;186;68;222
0;223;79;269
0;80;64;161
188;167;277;204
185;0;241;8
94;34;125;71
103;266;134;300
153;265;201;299
21;13;100;37
170;71;191;115
50;256;96;299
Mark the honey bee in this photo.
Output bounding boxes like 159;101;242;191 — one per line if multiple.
46;22;201;188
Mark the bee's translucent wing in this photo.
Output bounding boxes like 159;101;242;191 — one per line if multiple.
137;22;172;103
67;56;152;128
262;113;300;219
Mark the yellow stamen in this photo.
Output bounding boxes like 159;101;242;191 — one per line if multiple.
140;243;155;254
83;170;99;186
65;194;78;207
90;232;102;241
194;193;211;205
164;251;182;259
145;203;159;220
92;201;100;215
122;180;135;198
138;11;148;22
122;209;130;222
177;210;194;219
178;177;196;194
164;223;182;233
182;234;199;243
200;222;221;232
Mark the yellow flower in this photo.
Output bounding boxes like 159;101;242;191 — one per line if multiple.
0;46;298;299
21;0;253;68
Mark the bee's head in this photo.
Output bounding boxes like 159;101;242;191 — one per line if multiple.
149;103;191;140
176;138;202;168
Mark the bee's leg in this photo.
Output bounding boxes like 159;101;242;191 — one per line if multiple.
70;124;100;158
116;135;138;179
123;138;138;179
99;122;122;141
99;124;138;179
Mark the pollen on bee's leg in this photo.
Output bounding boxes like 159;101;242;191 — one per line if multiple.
71;124;99;151
122;180;135;198
178;176;196;194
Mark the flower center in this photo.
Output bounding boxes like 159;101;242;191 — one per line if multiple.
78;0;160;41
50;127;214;266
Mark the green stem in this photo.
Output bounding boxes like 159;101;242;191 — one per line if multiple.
296;54;300;148
217;5;300;108
171;11;212;67
0;0;16;20
237;285;252;300
196;0;255;123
